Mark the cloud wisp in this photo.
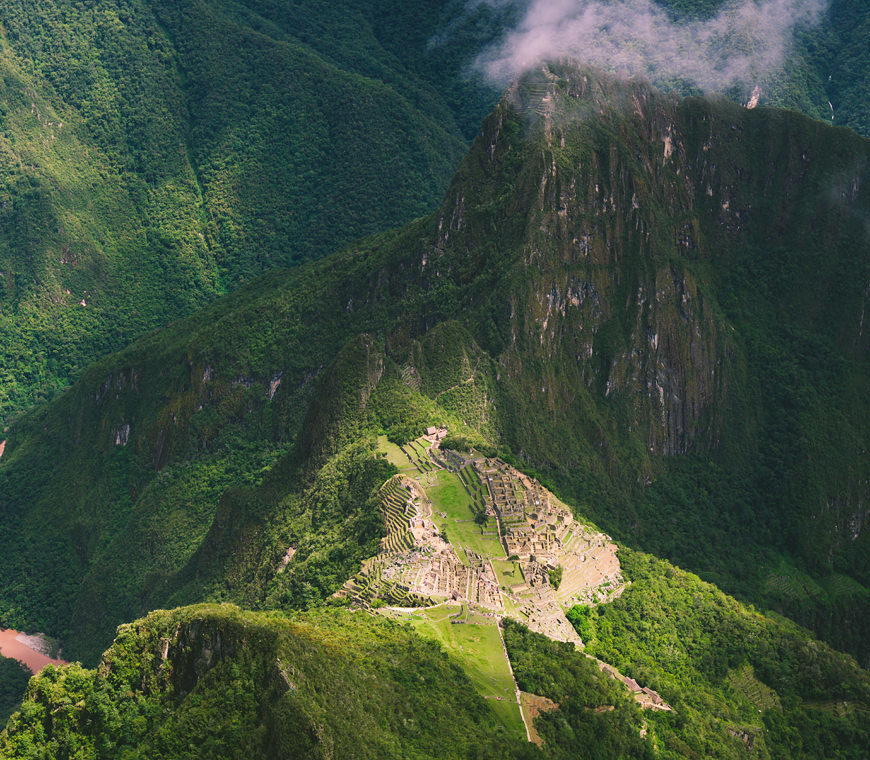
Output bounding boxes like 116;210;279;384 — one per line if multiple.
476;0;828;95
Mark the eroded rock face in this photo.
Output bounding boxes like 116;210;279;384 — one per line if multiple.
505;256;727;456
391;63;869;611
411;62;866;470
424;66;736;457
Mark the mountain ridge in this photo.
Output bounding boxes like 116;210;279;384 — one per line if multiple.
0;64;867;673
0;0;507;423
2;0;869;429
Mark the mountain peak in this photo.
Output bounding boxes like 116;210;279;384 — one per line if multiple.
505;60;673;118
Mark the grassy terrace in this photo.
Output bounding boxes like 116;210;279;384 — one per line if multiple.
378;478;415;556
377;435;436;476
457;464;489;515
428;470;505;564
379;436;419;473
726;664;782;712
491;559;523;589
403;604;525;738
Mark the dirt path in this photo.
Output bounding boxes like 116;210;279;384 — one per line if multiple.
434;357;481;402
521;692;559;746
404;476;433;518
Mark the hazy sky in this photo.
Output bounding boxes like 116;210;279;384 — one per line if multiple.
475;0;828;94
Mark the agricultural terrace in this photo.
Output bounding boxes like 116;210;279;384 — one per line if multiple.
339;430;670;721
378;435;435;475
349;436;626;629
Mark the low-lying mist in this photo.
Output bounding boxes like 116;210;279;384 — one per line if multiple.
473;0;828;96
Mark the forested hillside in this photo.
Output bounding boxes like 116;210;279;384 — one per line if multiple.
1;4;869;754
656;0;870;136
0;66;866;675
1;0;869;425
0;659;28;727
2;568;868;757
0;0;512;422
1;606;540;759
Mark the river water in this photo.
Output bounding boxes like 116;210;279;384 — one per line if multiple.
0;628;68;673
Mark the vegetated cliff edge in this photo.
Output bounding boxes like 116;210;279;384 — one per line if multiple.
0;63;867;667
2;568;869;758
0;604;539;759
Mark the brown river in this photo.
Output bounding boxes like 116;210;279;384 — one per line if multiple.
0;628;68;673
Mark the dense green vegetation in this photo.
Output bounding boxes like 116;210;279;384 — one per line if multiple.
1;0;869;425
0;657;29;727
0;605;538;759
0;0;514;422
503;621;650;759
576;550;870;759
0;1;868;753
4;561;867;757
0;61;868;756
1;65;868;674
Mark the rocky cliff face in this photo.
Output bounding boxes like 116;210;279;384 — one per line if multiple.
418;64;867;464
385;64;870;658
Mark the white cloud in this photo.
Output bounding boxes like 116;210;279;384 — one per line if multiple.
475;0;828;94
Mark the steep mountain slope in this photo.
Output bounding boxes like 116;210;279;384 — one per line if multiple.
2;0;870;428
0;605;539;759
0;64;868;671
0;0;512;422
2;568;869;758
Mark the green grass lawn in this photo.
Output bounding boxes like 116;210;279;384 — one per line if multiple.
428;470;505;563
377;435;419;473
402;604;525;738
490;561;524;616
491;559;523;589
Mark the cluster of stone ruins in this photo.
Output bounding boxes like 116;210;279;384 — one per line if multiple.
476;459;622;602
340;446;623;641
336;434;671;712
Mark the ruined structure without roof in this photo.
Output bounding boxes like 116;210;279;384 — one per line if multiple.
337;445;624;645
335;434;671;712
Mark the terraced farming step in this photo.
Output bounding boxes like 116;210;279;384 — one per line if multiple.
348;439;628;642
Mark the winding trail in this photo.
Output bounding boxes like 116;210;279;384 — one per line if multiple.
433;357;481;402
